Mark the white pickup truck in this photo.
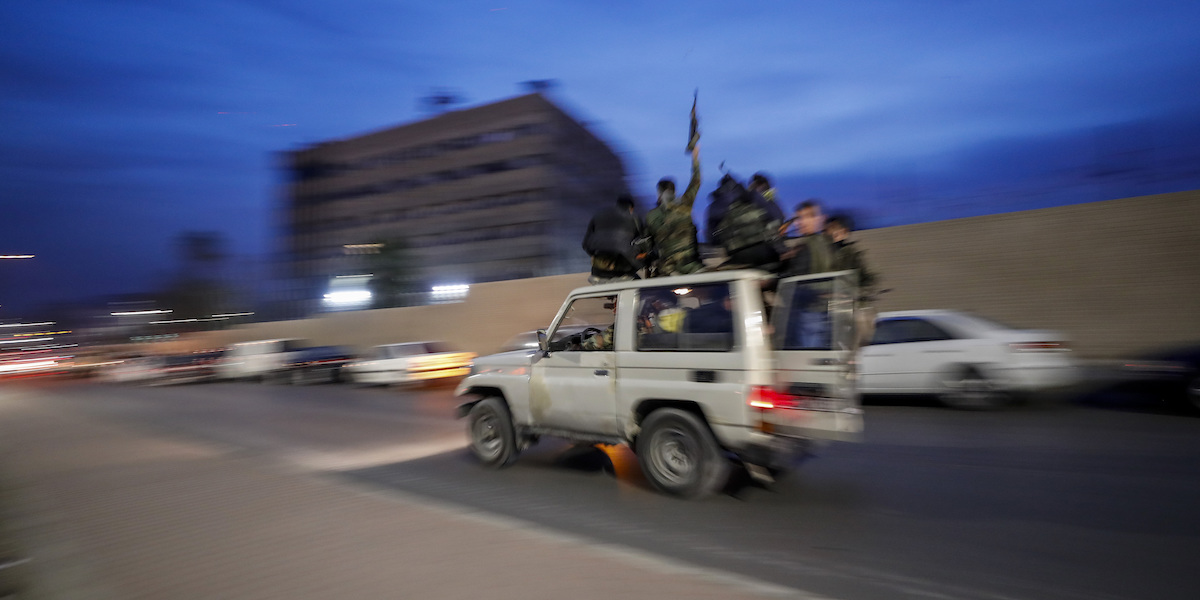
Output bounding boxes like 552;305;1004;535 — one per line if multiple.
456;270;863;498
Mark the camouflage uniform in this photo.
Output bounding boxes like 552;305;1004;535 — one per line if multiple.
830;238;880;347
830;239;877;291
581;325;614;351
646;153;703;276
713;193;784;270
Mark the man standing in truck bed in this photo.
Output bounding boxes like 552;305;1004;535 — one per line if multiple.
582;194;646;284
646;99;705;277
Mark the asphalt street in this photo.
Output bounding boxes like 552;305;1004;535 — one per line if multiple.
12;380;1200;600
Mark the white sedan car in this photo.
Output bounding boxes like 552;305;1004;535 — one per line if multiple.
857;310;1078;408
97;355;167;384
498;325;590;353
344;341;475;385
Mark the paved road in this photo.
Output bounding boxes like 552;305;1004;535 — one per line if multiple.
23;381;1200;600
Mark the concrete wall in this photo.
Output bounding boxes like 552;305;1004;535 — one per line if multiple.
854;190;1200;358
189;191;1199;359
187;273;590;357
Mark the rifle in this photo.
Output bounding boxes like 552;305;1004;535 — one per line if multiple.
685;89;699;153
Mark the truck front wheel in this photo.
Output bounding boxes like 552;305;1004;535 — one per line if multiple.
637;408;729;499
467;397;518;468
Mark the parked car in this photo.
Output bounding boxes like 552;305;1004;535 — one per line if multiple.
0;349;76;380
97;355;167;384
64;351;121;379
857;310;1077;409
344;341;475;385
1094;342;1200;414
273;345;357;385
157;350;225;385
214;338;311;381
499;326;589;353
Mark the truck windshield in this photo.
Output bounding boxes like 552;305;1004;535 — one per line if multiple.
558;295;617;329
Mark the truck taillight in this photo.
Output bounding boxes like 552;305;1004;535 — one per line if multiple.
748;386;805;410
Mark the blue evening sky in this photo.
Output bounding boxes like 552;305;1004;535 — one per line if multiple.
2;0;1198;314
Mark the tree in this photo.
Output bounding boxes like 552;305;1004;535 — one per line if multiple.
364;238;419;308
161;231;230;320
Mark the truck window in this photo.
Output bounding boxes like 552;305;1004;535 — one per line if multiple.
636;283;733;352
776;279;835;350
550;295;617;351
773;275;856;352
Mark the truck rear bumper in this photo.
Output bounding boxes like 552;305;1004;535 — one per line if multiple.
734;437;812;471
713;426;813;470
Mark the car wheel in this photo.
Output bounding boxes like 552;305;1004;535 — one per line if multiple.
346;372;372;387
939;366;1008;410
637;408;730;499
467;397;518;468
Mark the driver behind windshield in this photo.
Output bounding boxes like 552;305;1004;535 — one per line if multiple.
581;300;617;351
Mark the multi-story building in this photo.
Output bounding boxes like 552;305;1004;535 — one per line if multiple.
284;92;630;309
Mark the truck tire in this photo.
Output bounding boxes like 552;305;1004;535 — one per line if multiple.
637;408;730;499
467;397;518;468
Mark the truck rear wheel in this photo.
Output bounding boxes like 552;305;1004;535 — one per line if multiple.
637;408;729;499
467;397;518;468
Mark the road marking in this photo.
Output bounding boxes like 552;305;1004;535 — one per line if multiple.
287;436;468;470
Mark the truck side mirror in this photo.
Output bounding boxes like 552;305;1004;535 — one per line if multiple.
536;329;549;354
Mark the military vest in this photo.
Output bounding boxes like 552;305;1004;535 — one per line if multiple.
716;198;775;253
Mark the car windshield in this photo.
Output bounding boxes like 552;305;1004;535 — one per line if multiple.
422;342;452;354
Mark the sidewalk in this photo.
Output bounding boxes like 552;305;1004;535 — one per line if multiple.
0;388;803;600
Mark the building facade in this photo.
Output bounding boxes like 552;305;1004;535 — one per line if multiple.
283;93;630;310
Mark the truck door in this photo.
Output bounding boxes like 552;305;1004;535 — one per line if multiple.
530;294;620;435
765;271;863;441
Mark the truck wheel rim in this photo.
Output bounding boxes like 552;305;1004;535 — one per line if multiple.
473;413;501;458
650;426;695;485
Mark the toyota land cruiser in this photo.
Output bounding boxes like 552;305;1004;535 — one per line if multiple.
455;269;862;498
